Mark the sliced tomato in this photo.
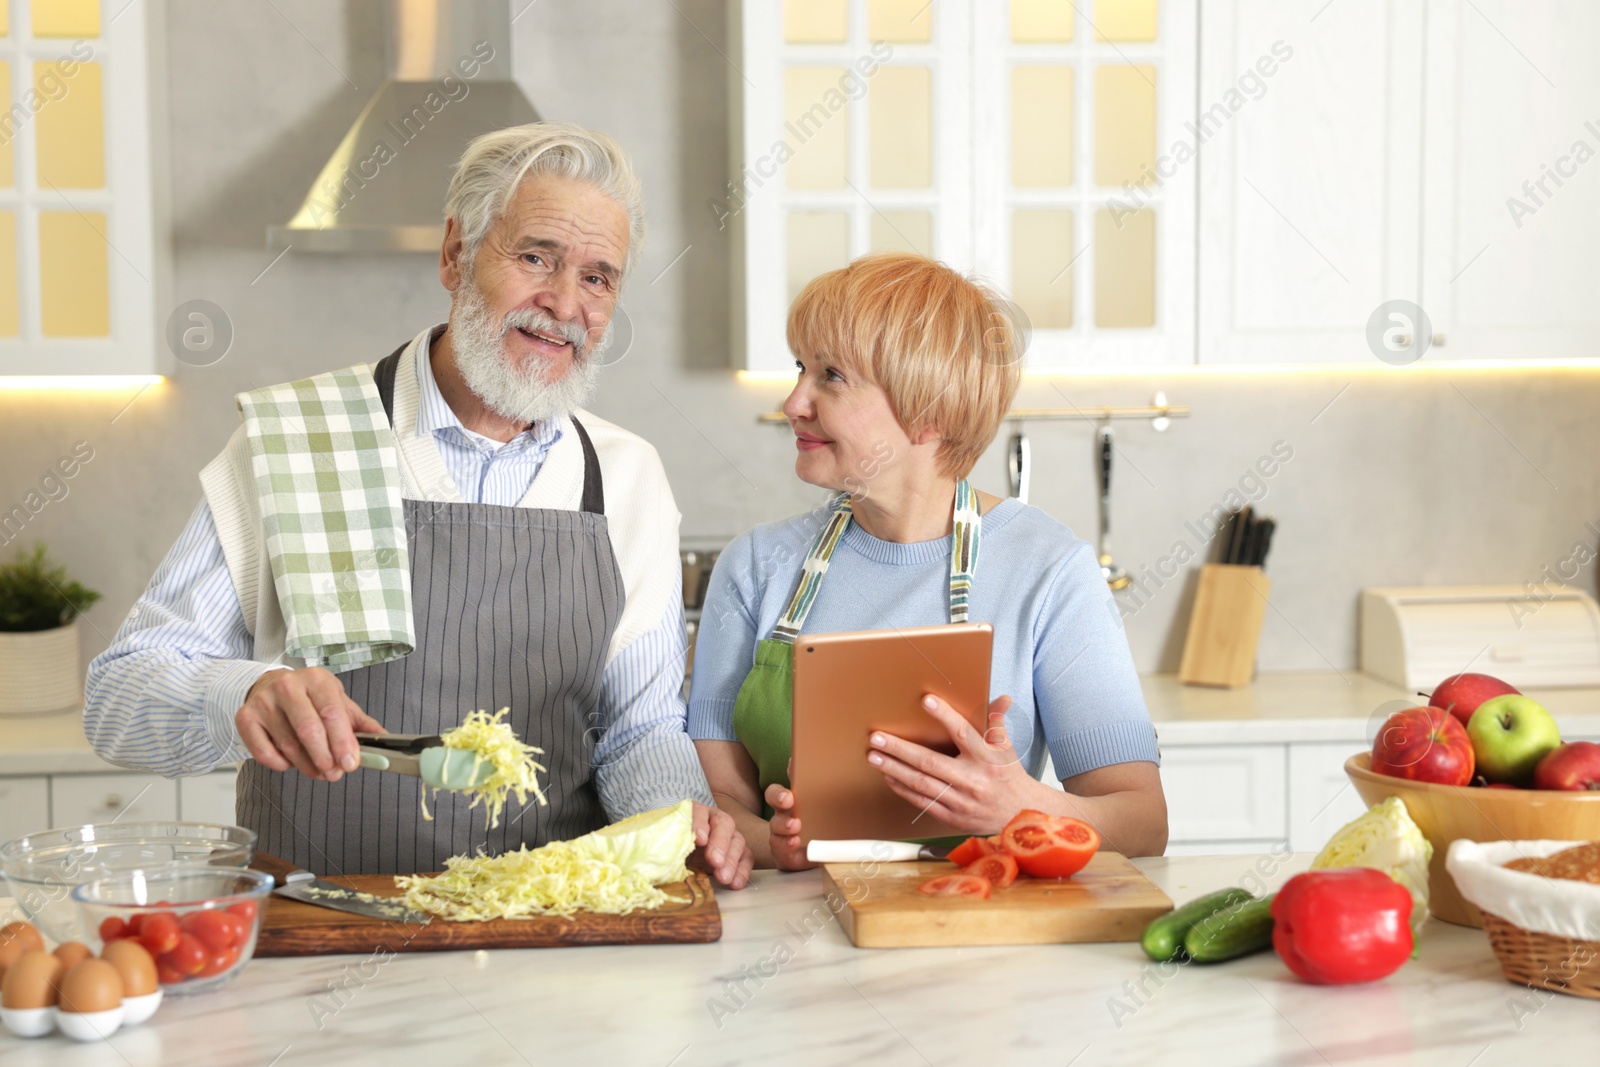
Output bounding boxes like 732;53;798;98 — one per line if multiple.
917;873;992;898
946;835;1003;866
1000;810;1101;879
962;852;1020;888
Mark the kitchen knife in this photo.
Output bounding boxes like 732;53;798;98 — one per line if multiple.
1223;506;1251;564
355;733;496;790
251;851;431;925
1252;518;1276;568
1235;510;1260;567
1007;430;1030;503
805;840;953;864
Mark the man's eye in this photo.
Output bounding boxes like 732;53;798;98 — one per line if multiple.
523;253;545;266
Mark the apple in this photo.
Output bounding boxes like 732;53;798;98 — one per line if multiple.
1371;705;1475;786
1466;695;1563;786
1532;741;1600;791
1427;672;1520;729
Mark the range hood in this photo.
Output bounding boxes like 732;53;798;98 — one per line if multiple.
268;1;539;253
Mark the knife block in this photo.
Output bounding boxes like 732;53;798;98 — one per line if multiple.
1179;564;1272;688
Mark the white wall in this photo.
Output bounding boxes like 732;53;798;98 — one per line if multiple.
0;0;1597;679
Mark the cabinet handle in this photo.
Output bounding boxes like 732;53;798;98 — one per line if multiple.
1432;333;1447;346
103;795;124;811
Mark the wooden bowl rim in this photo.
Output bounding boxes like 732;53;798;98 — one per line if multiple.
1345;752;1600;802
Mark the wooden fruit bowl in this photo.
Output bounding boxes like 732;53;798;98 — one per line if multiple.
1345;752;1600;928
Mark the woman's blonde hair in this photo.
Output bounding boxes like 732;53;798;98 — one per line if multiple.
787;252;1024;478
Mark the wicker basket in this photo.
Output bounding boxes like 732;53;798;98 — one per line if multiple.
1449;838;1600;1000
1479;909;1600;999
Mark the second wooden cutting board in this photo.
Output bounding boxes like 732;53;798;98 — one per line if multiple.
821;854;1173;948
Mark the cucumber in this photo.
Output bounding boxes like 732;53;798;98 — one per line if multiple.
1140;887;1255;961
1182;894;1276;963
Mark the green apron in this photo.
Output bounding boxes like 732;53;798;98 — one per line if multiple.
731;481;983;820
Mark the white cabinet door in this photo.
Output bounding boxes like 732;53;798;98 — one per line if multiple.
50;774;178;828
0;777;49;842
1420;0;1600;361
1287;742;1370;852
1159;744;1287;843
178;771;239;827
1198;0;1424;364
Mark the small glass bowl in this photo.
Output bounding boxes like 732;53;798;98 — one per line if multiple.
72;866;273;995
0;822;256;942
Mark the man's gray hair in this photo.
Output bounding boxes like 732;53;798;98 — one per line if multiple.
444;120;646;281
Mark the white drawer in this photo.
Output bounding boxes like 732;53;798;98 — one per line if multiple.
1287;742;1370;852
178;770;239;826
1159;745;1287;842
50;773;178;828
0;776;49;842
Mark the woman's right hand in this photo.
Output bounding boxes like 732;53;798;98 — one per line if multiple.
763;781;813;871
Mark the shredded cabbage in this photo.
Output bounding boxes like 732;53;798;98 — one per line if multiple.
422;708;547;829
1311;796;1433;936
396;801;697;921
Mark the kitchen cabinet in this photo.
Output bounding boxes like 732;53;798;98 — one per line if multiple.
1158;743;1286;845
1419;0;1600;361
178;769;239;825
0;0;168;376
1197;0;1424;364
1286;741;1369;851
49;771;178;827
0;775;48;844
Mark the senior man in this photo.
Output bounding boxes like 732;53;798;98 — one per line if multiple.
84;122;751;886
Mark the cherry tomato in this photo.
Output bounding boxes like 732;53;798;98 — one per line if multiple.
917;873;992;898
999;810;1101;879
139;912;181;956
162;932;207;976
98;916;127;943
155;960;185;986
182;909;237;953
197;943;242;978
226;900;259;923
962;852;1020;888
124;912;145;938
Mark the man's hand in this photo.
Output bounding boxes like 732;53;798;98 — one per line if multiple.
236;667;385;783
690;802;753;889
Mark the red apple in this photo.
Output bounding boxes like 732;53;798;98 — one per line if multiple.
1371;705;1476;786
1427;672;1520;728
1532;741;1600;791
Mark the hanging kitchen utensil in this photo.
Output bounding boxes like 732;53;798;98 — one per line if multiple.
1007;429;1030;503
1096;424;1131;590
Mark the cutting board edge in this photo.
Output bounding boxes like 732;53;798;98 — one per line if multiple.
255;872;721;956
842;904;1172;948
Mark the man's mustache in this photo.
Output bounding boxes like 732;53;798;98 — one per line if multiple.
499;308;595;358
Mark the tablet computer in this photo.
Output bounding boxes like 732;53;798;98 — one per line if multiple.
791;621;993;844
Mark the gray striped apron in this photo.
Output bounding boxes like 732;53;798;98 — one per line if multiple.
236;346;620;875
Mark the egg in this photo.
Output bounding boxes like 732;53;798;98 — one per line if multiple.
0;922;44;979
59;959;124;1015
53;941;93;972
101;939;158;997
1;950;62;1010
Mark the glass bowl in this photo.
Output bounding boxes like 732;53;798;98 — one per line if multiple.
0;822;257;942
73;866;273;995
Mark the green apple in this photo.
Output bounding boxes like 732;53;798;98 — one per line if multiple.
1467;694;1563;785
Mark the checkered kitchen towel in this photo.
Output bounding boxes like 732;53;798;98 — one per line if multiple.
236;364;414;671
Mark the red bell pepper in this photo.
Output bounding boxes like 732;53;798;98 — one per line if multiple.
1271;868;1414;985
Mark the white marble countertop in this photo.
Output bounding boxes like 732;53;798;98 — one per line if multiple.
1;851;1592;1066
1143;671;1600;745
8;675;1600;776
0;708;124;776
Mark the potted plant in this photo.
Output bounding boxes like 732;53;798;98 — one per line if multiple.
0;545;101;714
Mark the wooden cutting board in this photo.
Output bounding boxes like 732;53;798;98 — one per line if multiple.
821;854;1173;948
253;872;720;956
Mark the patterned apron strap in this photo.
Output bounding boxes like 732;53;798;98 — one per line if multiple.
949;479;981;623
768;480;982;642
770;494;855;644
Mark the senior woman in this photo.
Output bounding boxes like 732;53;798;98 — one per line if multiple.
688;252;1167;870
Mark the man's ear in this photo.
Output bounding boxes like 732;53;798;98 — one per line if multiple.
439;217;464;292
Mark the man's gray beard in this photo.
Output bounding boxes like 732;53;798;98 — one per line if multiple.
449;279;612;425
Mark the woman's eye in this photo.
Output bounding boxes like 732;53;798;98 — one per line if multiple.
826;369;845;383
